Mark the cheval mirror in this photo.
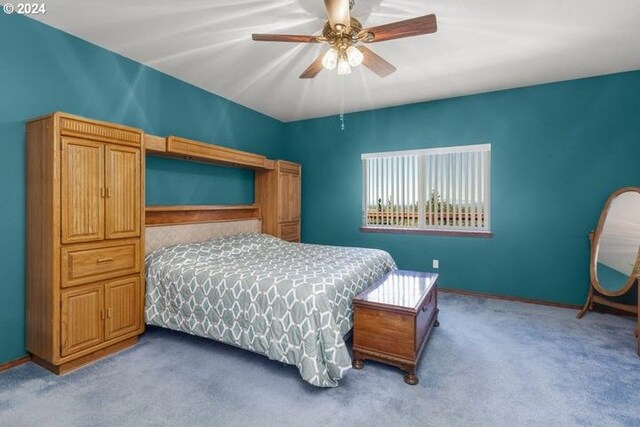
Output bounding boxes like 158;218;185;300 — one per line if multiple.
577;187;640;353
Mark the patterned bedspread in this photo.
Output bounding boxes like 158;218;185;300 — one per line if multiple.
145;233;396;387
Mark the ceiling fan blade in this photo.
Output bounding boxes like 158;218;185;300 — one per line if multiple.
358;46;396;78
362;14;437;43
299;54;325;79
324;0;351;33
252;34;319;43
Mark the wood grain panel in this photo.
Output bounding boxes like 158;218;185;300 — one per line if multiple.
33;337;137;375
415;290;437;350
26;117;57;361
59;116;141;146
255;160;301;241
291;172;300;221
139;138;146;331
363;14;437;43
263;159;275;170
61;138;104;244
144;134;166;153
166;136;268;169
352;271;439;384
27;112;145;372
61;239;140;287
61;285;104;357
252;34;319;43
278;162;301;223
358;45;397;78
279;221;300;242
354;307;415;358
105;276;140;340
278;160;300;174
105;145;141;239
299;53;325;79
255;169;277;235
145;205;261;226
278;172;291;221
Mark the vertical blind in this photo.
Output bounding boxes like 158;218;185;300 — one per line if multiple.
361;144;491;232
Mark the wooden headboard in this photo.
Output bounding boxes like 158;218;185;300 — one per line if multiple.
146;204;261;226
145;205;262;254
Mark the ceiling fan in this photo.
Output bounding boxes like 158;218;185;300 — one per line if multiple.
252;0;437;79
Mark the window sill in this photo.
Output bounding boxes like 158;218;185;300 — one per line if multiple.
359;226;494;238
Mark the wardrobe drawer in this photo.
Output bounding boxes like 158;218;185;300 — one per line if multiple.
61;240;140;287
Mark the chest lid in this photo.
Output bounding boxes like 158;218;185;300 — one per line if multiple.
355;270;438;313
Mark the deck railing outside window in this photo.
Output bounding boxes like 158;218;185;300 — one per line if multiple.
361;144;491;234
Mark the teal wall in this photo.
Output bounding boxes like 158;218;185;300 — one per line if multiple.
0;14;284;364
284;71;640;306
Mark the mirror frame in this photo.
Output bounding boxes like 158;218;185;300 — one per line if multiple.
590;186;640;297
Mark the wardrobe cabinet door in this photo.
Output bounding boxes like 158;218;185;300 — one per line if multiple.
105;146;141;239
61;138;105;244
278;172;290;222
61;285;104;357
278;170;301;222
289;172;301;221
105;276;140;340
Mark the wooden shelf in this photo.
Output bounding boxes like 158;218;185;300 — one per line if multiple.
144;134;274;170
145;134;166;153
145;204;262;226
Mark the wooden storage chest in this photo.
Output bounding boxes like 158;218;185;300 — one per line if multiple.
352;270;439;385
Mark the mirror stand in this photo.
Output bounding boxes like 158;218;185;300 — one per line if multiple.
577;232;639;319
576;187;640;355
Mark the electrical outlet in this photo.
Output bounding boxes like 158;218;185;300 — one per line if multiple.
433;259;439;269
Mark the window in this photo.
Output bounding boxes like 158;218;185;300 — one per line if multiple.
361;144;491;235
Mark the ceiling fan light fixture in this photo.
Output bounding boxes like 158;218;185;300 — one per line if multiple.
346;45;364;67
337;56;352;75
322;48;338;70
253;5;437;80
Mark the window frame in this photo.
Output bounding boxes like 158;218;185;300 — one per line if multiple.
360;144;493;238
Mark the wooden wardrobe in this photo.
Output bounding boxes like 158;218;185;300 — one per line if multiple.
256;160;301;242
26;112;145;374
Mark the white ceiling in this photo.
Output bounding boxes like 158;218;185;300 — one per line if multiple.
30;0;640;122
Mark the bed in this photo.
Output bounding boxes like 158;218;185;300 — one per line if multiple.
145;231;396;387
